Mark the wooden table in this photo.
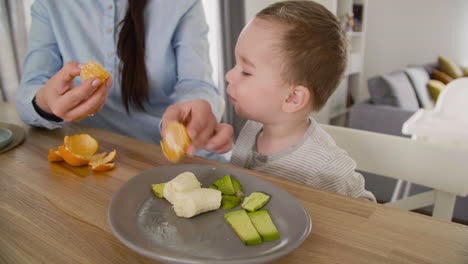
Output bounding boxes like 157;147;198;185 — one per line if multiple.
1;103;467;264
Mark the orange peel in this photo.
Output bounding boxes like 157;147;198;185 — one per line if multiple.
58;145;90;166
80;61;110;83
160;121;190;163
48;134;117;171
47;149;63;162
64;134;99;157
91;163;116;171
89;150;116;171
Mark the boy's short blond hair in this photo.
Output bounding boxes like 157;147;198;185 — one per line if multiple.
257;1;348;111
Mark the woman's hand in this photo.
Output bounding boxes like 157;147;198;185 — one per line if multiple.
35;61;112;122
162;99;234;156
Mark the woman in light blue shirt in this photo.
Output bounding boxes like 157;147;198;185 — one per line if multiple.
16;0;232;156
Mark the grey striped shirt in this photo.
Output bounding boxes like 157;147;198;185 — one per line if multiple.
231;119;376;201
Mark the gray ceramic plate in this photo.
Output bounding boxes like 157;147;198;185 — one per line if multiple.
108;164;312;264
0;127;13;150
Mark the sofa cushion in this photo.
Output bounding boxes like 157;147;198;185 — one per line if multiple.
439;56;463;78
427;80;445;101
431;69;453;84
464;67;468;77
405;67;434;109
368;71;420;111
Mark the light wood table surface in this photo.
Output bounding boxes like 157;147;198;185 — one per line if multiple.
1;102;467;264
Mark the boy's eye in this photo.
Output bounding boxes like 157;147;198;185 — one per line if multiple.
241;71;251;76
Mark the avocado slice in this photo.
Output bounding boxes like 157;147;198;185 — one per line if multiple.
213;175;236;195
242;192;270;212
208;185;218;190
231;178;245;199
224;210;262;246
151;183;166;198
221;195;242;210
232;178;243;192
248;210;280;242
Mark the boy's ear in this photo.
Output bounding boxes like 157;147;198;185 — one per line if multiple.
282;85;311;113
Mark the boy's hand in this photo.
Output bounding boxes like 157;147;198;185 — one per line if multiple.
161;99;233;156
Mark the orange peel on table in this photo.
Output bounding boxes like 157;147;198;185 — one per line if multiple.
160;121;191;163
89;150;116;171
47;149;63;162
48;134;117;172
80;61;110;83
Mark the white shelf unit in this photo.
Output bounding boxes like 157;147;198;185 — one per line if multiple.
243;0;367;124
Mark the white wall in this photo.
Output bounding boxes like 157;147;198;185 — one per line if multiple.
362;0;468;100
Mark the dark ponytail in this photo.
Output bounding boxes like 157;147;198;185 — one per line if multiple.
117;0;149;112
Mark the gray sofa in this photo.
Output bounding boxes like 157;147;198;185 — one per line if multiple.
348;63;468;224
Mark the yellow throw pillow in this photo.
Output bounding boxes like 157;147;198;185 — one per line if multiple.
438;56;462;78
432;69;453;84
427;80;445;101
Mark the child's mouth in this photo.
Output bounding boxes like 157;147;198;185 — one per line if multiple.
228;96;236;104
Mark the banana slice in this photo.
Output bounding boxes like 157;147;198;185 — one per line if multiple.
163;172;201;205
172;188;222;218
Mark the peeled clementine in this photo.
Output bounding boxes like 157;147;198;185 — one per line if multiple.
80;61;110;83
47;149;63;162
160;121;190;163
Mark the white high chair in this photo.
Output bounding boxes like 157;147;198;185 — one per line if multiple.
321;124;468;221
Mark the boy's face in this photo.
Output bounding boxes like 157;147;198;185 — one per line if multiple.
225;18;290;124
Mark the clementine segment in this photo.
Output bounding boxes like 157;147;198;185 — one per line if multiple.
80;61;110;83
161;121;190;163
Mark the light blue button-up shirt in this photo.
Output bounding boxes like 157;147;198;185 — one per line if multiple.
16;0;222;144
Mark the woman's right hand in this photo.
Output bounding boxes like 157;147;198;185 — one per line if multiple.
35;61;112;122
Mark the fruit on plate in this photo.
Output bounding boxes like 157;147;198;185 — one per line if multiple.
224;210;263;246
221;195;242;210
80;61;110;83
213;175;236;195
160;121;191;163
151;183;166;198
172;188;222;218
248;210;280;242
154;171;221;218
163;171;201;205
242;192;270;212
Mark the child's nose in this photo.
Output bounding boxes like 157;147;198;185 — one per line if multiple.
225;68;234;84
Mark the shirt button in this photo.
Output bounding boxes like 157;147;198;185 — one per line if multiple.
107;52;114;57
106;28;113;33
108;4;113;9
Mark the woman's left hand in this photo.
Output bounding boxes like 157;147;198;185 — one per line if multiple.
162;99;233;156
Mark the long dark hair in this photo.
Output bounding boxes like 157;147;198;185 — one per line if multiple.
117;0;149;112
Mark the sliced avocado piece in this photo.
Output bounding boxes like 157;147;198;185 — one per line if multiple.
231;178;245;199
224;210;262;246
232;178;243;192
213;175;236;195
221;195;242;210
208;185;218;190
248;210;280;242
242;192;270;212
151;183;166;198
